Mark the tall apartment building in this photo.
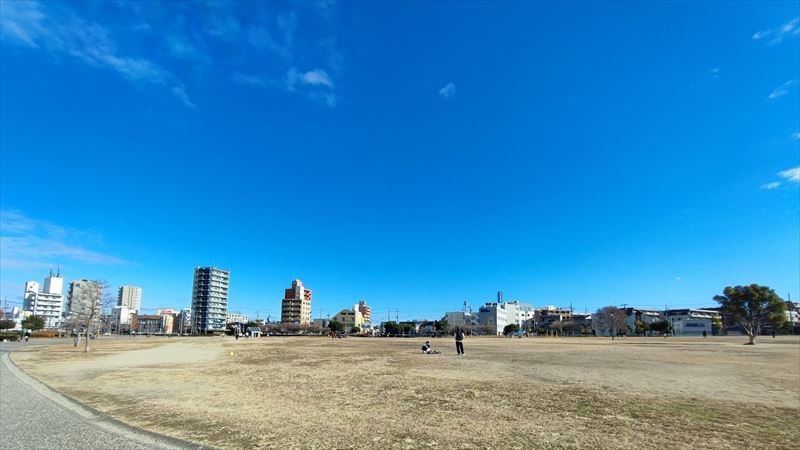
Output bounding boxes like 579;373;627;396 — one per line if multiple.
118;286;142;311
190;267;229;334
357;300;371;324
281;279;312;324
23;270;65;328
67;279;102;319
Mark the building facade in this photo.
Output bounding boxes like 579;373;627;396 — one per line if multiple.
357;300;371;324
23;270;65;328
332;305;364;331
118;286;142;311
67;279;102;319
478;300;534;335
665;309;719;336
226;312;249;324
132;313;173;334
443;301;479;328
623;308;663;334
191;267;230;334
175;308;191;334
281;279;312;324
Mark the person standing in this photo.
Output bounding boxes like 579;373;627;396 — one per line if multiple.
455;327;465;356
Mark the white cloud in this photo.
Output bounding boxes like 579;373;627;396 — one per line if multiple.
0;1;195;108
301;69;332;88
707;68;720;79
284;67;336;106
438;82;456;99
779;167;800;183
761;181;781;190
768;79;798;100
793;131;800;140
0;210;127;270
753;17;799;45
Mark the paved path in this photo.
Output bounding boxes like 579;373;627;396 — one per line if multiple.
0;340;205;450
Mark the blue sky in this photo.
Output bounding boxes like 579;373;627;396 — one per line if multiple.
1;1;798;321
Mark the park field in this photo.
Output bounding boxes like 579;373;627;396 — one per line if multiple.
11;335;800;449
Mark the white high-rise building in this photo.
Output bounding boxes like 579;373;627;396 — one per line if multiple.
191;267;230;334
118;286;142;311
23;270;65;328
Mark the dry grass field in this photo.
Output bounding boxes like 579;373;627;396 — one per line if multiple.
12;336;800;449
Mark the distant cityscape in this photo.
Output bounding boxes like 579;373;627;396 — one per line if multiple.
4;266;800;337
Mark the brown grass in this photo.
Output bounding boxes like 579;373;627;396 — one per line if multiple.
12;335;800;449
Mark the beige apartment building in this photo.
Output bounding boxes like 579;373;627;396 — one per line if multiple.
281;279;312;324
333;304;365;331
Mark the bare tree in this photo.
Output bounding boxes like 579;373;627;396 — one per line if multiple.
594;306;627;340
65;279;114;352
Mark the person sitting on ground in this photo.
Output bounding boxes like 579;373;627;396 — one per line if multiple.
421;341;432;354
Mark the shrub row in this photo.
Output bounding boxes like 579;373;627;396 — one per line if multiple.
0;332;20;341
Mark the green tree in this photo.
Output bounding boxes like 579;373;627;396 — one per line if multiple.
711;317;723;336
434;319;449;334
21;315;45;331
714;284;787;345
382;321;400;335
635;320;650;335
328;320;345;334
0;319;15;330
351;325;361;334
503;323;520;336
650;320;672;335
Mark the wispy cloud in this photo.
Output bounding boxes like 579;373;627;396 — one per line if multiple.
793;131;800;140
1;2;343;109
779;167;800;183
438;82;456;99
761;181;781;190
0;210;127;270
285;67;336;105
707;68;720;79
0;1;195;108
232;72;268;87
768;79;798;100
753;17;799;45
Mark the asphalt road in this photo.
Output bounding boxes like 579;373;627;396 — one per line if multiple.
0;339;204;450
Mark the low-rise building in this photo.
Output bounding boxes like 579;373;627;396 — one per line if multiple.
535;306;572;330
132;313;174;334
226;312;249;324
443;301;479;328
332;305;364;331
665;309;719;336
112;306;135;332
478;301;534;335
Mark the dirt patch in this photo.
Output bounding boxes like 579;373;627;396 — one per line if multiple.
13;335;800;449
